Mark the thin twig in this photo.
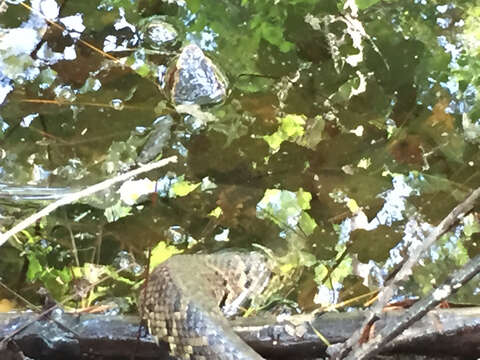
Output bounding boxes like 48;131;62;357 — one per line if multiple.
329;185;480;359
0;156;177;248
19;1;120;63
0;264;133;346
133;246;152;360
63;210;80;267
343;252;480;360
0;281;37;310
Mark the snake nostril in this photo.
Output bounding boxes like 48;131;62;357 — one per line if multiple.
218;292;228;309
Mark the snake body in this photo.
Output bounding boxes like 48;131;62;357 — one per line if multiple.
141;252;272;360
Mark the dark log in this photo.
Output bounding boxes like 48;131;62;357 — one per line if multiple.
0;308;479;360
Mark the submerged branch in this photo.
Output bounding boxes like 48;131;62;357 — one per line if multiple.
1;309;480;359
0;156;177;248
329;186;480;359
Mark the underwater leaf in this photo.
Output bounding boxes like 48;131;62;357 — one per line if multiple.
259;22;295;53
282;114;306;137
186;0;202;13
298;212;317;236
298;251;317;267
349;225;401;263
171;180;201;197
209;206;223;218
263;131;284;150
297;116;325;150
104;201;132;222
297;188;312;210
264;114;307;151
134;63;151;78
356;0;381;10
464;213;480;237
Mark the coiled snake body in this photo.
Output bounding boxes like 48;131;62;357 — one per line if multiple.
141;252;272;360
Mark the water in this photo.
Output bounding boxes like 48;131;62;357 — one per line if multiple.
0;0;479;317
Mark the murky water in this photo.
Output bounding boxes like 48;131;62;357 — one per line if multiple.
0;0;479;321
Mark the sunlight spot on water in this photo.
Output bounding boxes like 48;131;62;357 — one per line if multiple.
60;14;85;36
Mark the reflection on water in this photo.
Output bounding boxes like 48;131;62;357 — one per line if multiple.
0;182;72;200
0;0;479;310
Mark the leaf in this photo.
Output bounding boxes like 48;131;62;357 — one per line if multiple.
349;225;401;263
298;212;317;236
297;116;325;149
150;241;183;270
41;268;72;300
134;63;150;78
297;188;312;210
104;201;132;222
170;180;201;197
281;114;306;137
263;132;284;150
264;114;307;151
356;0;381;10
26;255;42;281
462;112;480;144
209;206;223;218
338;274;371;305
258;188;316;238
314;263;329;283
299;251;317;266
37;68;57;88
73;263;106;284
464;213;480;237
99;0;135;10
405;171;469;201
259;22;295;52
186;0;201;13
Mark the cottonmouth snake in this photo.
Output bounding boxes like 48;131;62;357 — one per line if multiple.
140;252;273;360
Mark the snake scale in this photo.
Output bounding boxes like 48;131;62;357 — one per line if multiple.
140;252;273;360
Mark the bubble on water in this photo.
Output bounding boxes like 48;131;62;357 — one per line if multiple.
112;250;142;274
55;85;76;103
140;16;179;51
15;73;26;85
110;98;124;111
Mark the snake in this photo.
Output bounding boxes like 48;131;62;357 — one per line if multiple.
140;251;273;360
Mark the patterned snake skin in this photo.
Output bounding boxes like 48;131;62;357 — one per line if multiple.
140;252;272;360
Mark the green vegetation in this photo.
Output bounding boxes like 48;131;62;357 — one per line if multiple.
0;0;479;313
